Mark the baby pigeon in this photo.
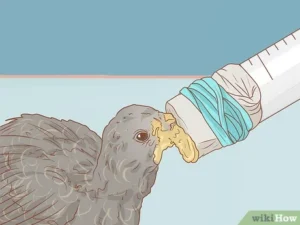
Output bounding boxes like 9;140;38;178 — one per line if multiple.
0;104;198;225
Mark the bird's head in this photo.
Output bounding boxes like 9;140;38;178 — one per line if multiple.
101;105;166;169
99;104;198;194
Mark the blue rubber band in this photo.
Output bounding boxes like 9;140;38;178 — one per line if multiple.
180;78;253;147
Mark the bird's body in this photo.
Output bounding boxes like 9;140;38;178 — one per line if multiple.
0;105;163;225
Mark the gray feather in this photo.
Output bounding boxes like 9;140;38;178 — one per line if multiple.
0;105;161;225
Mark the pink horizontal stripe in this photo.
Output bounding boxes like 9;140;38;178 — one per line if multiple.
0;75;205;79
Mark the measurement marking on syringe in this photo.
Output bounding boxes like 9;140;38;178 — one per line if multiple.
265;49;270;55
283;39;288;45
249;59;253;65
274;44;279;50
291;33;296;40
257;54;273;80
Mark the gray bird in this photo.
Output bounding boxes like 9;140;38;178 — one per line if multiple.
0;105;176;225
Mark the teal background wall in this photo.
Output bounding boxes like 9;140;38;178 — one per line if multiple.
0;0;299;75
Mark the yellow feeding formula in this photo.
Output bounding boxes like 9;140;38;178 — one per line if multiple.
151;113;199;164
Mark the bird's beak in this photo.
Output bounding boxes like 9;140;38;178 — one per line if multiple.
151;112;199;165
158;112;176;131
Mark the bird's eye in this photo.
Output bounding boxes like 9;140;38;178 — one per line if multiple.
134;130;149;143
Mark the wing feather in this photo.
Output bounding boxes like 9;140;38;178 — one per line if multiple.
0;114;102;224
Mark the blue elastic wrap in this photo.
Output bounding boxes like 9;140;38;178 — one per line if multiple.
180;78;253;147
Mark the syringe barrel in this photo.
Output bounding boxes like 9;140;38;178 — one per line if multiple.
241;29;300;121
166;29;300;157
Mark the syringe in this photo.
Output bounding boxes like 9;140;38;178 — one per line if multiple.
166;29;300;158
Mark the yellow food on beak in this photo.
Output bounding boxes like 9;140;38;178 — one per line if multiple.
151;113;199;164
